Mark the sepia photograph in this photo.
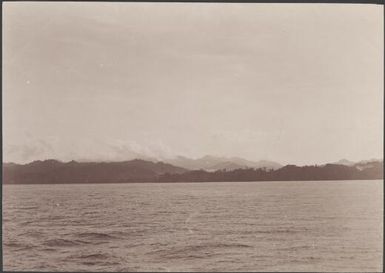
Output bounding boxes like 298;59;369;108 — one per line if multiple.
2;2;384;272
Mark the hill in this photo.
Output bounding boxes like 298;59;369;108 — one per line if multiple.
165;155;282;171
3;159;186;184
3;159;382;184
158;161;383;182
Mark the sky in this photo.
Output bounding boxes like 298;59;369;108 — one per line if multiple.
3;3;383;165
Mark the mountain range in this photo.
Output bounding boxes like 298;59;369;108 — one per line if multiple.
2;157;383;184
159;161;383;182
3;159;186;184
164;155;282;171
331;158;382;167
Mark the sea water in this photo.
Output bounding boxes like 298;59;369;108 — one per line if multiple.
3;180;383;272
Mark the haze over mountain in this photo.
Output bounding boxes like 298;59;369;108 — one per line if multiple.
330;158;382;168
165;155;282;171
333;159;356;166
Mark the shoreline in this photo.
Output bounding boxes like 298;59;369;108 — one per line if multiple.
3;178;383;186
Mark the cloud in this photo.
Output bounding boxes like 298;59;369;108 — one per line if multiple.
4;139;54;163
104;139;175;162
3;137;176;163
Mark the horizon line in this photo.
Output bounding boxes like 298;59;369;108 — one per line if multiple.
3;156;383;167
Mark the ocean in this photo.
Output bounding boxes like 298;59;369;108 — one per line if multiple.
3;180;383;272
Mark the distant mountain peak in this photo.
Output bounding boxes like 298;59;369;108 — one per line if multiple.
335;159;355;166
164;155;282;171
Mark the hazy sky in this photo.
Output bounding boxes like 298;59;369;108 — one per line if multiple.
3;3;383;165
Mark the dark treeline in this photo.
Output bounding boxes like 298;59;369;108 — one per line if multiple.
157;162;383;182
3;159;383;184
3;159;186;184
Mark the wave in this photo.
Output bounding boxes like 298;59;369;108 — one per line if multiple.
151;242;252;259
4;242;27;248
19;230;44;238
76;232;118;240
213;243;252;248
172;242;252;252
43;238;83;247
15;206;39;210
78;253;110;259
4;242;35;251
278;245;312;251
62;253;121;267
254;228;308;234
